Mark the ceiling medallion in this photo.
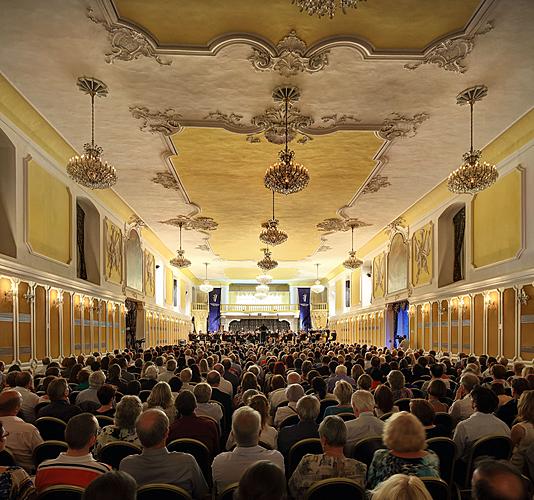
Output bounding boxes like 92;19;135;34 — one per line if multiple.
342;222;363;270
259;190;288;246
291;0;366;18
378;112;429;141
256;274;273;285
264;87;310;195
130;106;182;136
257;248;278;271
169;221;191;269
317;217;370;232
199;263;214;293
66;77;117;190
160;215;218;232
448;85;498;195
311;263;325;294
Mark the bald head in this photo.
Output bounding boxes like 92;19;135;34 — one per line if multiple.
0;390;22;416
287;372;301;385
213;363;224;375
136;409;169;448
472;460;528;500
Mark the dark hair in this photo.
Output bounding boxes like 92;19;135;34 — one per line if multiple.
83;471;137;500
491;364;507;380
511;378;529;397
15;371;32;388
491;382;505;396
175;390;196;416
65;413;98;449
471;386;499;414
473;460;529;500
97;384;117;405
312;377;327;399
410;398;435;426
168;376;182;393
374;385;394;413
125;380;141;395
5;372;18;388
428;379;447;399
69;364;83;384
236;460;287;500
430;363;444;378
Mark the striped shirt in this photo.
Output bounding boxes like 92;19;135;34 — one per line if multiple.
35;453;111;491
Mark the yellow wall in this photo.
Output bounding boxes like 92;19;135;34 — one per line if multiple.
27;160;71;264
180;280;187;312
165;267;174;306
472;168;523;268
351;268;361;307
335;279;343;315
411;222;433;287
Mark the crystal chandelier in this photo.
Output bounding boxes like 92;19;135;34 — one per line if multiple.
199;262;214;293
292;0;366;18
67;77;117;190
448;85;498;195
260;190;288;245
256;274;273;285
169;221;191;269
264;87;309;195
257;248;278;271
256;284;270;294
311;263;325;294
343;223;363;270
255;291;268;300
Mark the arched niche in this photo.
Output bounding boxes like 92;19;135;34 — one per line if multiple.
387;233;408;294
76;197;101;285
126;229;143;291
0;128;17;258
438;203;466;287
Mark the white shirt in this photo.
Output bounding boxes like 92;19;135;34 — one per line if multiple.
157;370;176;383
269;388;288;414
1;415;43;472
195;402;223;424
449;394;474;424
345;412;385;452
274;402;298;427
218;377;233;396
226;426;278;451
13;386;40;423
212;445;284;494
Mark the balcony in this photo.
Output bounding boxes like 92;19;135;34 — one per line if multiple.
192;303;328;314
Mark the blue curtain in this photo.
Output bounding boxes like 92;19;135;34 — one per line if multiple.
208;288;221;332
298;287;312;331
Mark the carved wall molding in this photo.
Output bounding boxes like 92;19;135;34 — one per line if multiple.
248;30;329;77
404;21;494;73
151;171;180;191
361;174;391;194
160;215;218;232
385;216;408;239
195;238;211;252
130;106;182;136
378;113;429;141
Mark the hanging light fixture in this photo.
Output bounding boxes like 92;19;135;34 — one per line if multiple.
169;221;191;269
448;85;498;195
256;274;273;285
255;291;268;300
256;284;270;294
343;223;363;270
264;87;310;195
259;190;288;246
67;77;117;189
257;248;278;271
311;263;325;294
199;262;214;293
292;0;366;18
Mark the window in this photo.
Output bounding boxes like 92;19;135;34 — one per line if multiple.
0;128;16;258
345;279;351;308
76;198;100;285
438;203;466;287
173;279;178;307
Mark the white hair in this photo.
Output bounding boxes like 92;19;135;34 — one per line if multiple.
335;364;347;376
351;390;375;413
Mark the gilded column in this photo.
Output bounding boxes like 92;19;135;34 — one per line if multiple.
11;278;20;364
28;282;37;362
69;292;75;356
513;285;523;361
497;288;504;357
57;289;64;359
482;292;489;356
447;299;452;354
45;285;51;358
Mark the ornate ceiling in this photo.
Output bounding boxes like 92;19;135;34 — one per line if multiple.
1;0;533;282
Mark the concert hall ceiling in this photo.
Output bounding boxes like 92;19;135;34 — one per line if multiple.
1;0;533;282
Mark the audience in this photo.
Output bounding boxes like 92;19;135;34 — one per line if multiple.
345;390;384;451
510;390;534;474
370;473;432;500
374;384;398;418
193;382;223;425
274;383;304;427
235;460;287;500
324;380;353;416
83;470;137;500
472;460;529;500
13;372;39;423
448;372;479;423
497;378;530;428
93;384;116;417
410;398;450;438
37;377;81;422
76;371;106;407
143;381;176;422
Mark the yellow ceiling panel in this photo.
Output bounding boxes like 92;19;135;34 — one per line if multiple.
170;128;382;262
224;268;300;280
114;0;480;50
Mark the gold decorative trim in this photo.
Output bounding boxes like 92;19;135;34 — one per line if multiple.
361;174;391;194
411;222;433;287
378;113;429;141
103;217;123;285
130;106;182;136
160;215;218;233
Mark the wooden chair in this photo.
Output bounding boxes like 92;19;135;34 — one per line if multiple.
379;412;394;421
304;478;365;500
421;477;450;500
287;438;323;478
37;485;84;499
411;388;425;398
68;391;79;405
218;482;239;500
95;414;115;428
427;437;457;485
350;436;386;467
33;440;68;467
167;438;212;486
35;416;66;441
137;483;192;500
99;441;142;469
318;399;338;420
34;401;50;415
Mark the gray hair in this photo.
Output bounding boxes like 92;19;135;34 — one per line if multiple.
89;370;106;389
461;372;480;392
144;365;159;380
296;395;320;421
351;390;375;413
285;383;305;403
387;370;406;390
180;368;192;383
232;406;261;447
115;395;143;430
287;372;301;385
193;383;212;404
166;359;177;372
319;415;347;447
335;365;347;376
136;408;169;448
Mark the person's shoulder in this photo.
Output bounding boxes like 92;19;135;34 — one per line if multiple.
372;448;388;460
212;450;233;465
168;451;198;465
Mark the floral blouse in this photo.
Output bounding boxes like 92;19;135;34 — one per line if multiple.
94;425;141;458
0;466;36;500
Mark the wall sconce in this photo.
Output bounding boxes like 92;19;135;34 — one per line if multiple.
4;289;14;302
458;297;465;310
54;296;64;307
23;290;35;303
484;293;496;309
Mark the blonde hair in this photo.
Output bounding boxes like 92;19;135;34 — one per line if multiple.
518;390;534;424
333;380;353;405
383;411;426;452
146;381;173;410
371;474;432;500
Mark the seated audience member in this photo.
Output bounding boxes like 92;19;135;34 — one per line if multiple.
366;412;440;489
374;384;398;418
410;399;450;438
0;420;36;499
492;382;513;407
388;370;413;401
510;390;534;474
497;378;530;428
235;460;287;500
13;371;39;423
75;369;90;391
94;395;142;456
168;376;183;397
37;375;56;404
157;359;177;383
422;363;450;392
274;384;305;427
277;395;320;456
472;460;529;500
370;474;432;500
228;394;277;450
125;380;141;396
324;380;354;417
327;364;356;393
83;470;137;500
35;413;111;491
143;381;176;423
167;390;219;457
357;373;373;392
345;390;384;451
194;383;223;425
449;372;479;424
106;364;128;394
119;408;208;498
213;363;233;396
234;372;260;408
268;375;287;413
75;370;106;407
212;406;284;495
488;363;511;389
178;368;194;393
93;384;116;417
139;365;158;391
289;415;366;498
453;385;511;461
206;370;232;424
311;376;334;401
427;379;449;413
37;377;81;422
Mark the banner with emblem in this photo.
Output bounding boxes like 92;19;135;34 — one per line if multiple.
208;288;221;332
298;287;312;332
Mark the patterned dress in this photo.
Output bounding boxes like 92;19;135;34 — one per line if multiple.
289;453;367;498
94;425;141;457
0;466;36;500
367;449;440;489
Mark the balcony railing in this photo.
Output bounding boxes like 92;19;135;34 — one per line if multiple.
192;303;328;314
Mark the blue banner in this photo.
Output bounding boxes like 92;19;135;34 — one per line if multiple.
208;288;221;333
298;287;312;331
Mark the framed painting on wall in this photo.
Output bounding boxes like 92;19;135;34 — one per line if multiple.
104;218;122;284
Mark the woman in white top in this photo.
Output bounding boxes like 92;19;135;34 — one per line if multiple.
511;390;534;473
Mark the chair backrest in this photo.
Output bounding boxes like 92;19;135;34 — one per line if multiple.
412;380;427;389
379;412;393;421
95;415;115;428
394;398;411;412
466;435;513;483
304;478;365;500
426;437;457;485
37;485;84;500
287;438;323;478
33;440;68;467
35;417;67;441
411;388;425;398
351;436;386;467
99;441;142;469
68;391;79;405
279;414;300;428
337;412;356;422
137;483;192;500
139;390;151;402
218;482;239;500
167;438;212;486
0;449;16;466
115;391;124;403
434;413;454;437
34;401;50;415
421;477;450;500
318;399;338;420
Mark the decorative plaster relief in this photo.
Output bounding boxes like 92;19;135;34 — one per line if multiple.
160;215;218;232
151;171;180;191
378;113;429;141
130;106;182;135
361;174;391;194
203;111;247;128
316;217;370;232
